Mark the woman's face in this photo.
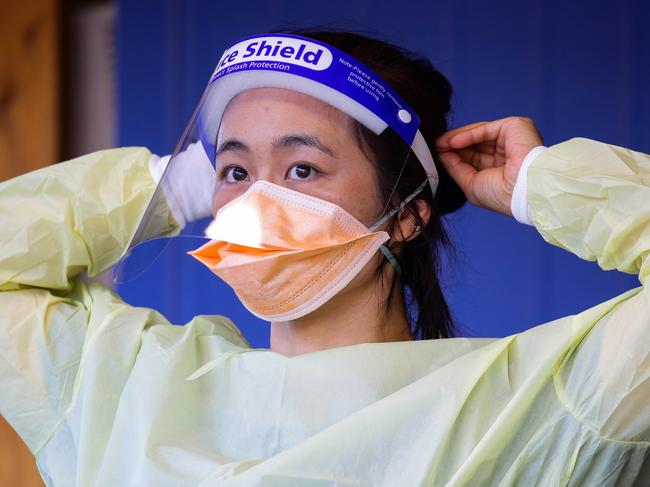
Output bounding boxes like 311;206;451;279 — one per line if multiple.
212;88;384;226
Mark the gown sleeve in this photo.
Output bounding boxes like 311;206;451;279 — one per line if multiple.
0;148;179;453
527;137;650;444
528;138;650;283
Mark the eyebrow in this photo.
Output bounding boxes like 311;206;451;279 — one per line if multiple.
272;133;336;157
215;139;249;157
215;133;336;158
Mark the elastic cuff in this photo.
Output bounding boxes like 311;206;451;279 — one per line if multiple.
511;146;546;225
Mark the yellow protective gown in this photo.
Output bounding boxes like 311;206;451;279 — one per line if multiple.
0;139;648;486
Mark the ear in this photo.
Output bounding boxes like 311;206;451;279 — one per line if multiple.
395;200;431;242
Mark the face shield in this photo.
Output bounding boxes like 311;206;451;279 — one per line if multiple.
112;34;439;318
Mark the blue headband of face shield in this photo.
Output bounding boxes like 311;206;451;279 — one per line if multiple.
197;34;437;274
198;33;439;196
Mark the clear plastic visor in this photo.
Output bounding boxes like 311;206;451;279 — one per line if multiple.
111;80;421;284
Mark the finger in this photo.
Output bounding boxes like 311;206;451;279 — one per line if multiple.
436;121;489;149
440;141;501;170
457;147;501;169
438;150;477;193
444;120;506;150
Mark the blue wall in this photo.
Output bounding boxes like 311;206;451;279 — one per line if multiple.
116;0;649;347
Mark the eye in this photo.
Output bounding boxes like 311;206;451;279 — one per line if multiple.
287;163;319;181
222;165;249;183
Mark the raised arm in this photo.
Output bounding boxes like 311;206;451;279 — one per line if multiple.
0;148;178;453
436;118;650;282
528;138;650;283
0;147;177;291
438;120;650;446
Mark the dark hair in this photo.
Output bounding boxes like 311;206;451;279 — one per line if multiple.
286;29;466;339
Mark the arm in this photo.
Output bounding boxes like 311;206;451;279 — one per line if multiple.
438;124;650;443
436;118;649;281
528;138;650;443
0;147;178;291
528;138;650;283
0;148;178;452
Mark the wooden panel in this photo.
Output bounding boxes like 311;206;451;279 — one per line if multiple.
0;0;60;182
0;0;58;484
0;418;43;486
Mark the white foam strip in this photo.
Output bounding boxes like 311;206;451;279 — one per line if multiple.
411;130;439;194
201;70;438;195
201;70;388;142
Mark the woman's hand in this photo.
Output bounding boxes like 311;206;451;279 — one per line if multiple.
436;117;543;216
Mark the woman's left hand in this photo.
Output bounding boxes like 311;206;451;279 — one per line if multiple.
436;117;543;216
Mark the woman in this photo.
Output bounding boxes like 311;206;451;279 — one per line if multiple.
1;30;648;486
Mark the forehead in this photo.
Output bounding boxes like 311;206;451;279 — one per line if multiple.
218;88;352;137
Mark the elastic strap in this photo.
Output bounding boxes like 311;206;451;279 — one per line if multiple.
380;245;402;275
369;180;427;231
370;180;427;275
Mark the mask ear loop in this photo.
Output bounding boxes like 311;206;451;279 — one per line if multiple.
379;246;403;275
369;180;428;275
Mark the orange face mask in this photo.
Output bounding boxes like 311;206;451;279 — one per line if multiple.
189;180;425;321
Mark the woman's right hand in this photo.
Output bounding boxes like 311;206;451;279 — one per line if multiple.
435;117;543;216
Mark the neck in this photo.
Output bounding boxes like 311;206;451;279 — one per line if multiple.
269;273;413;356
